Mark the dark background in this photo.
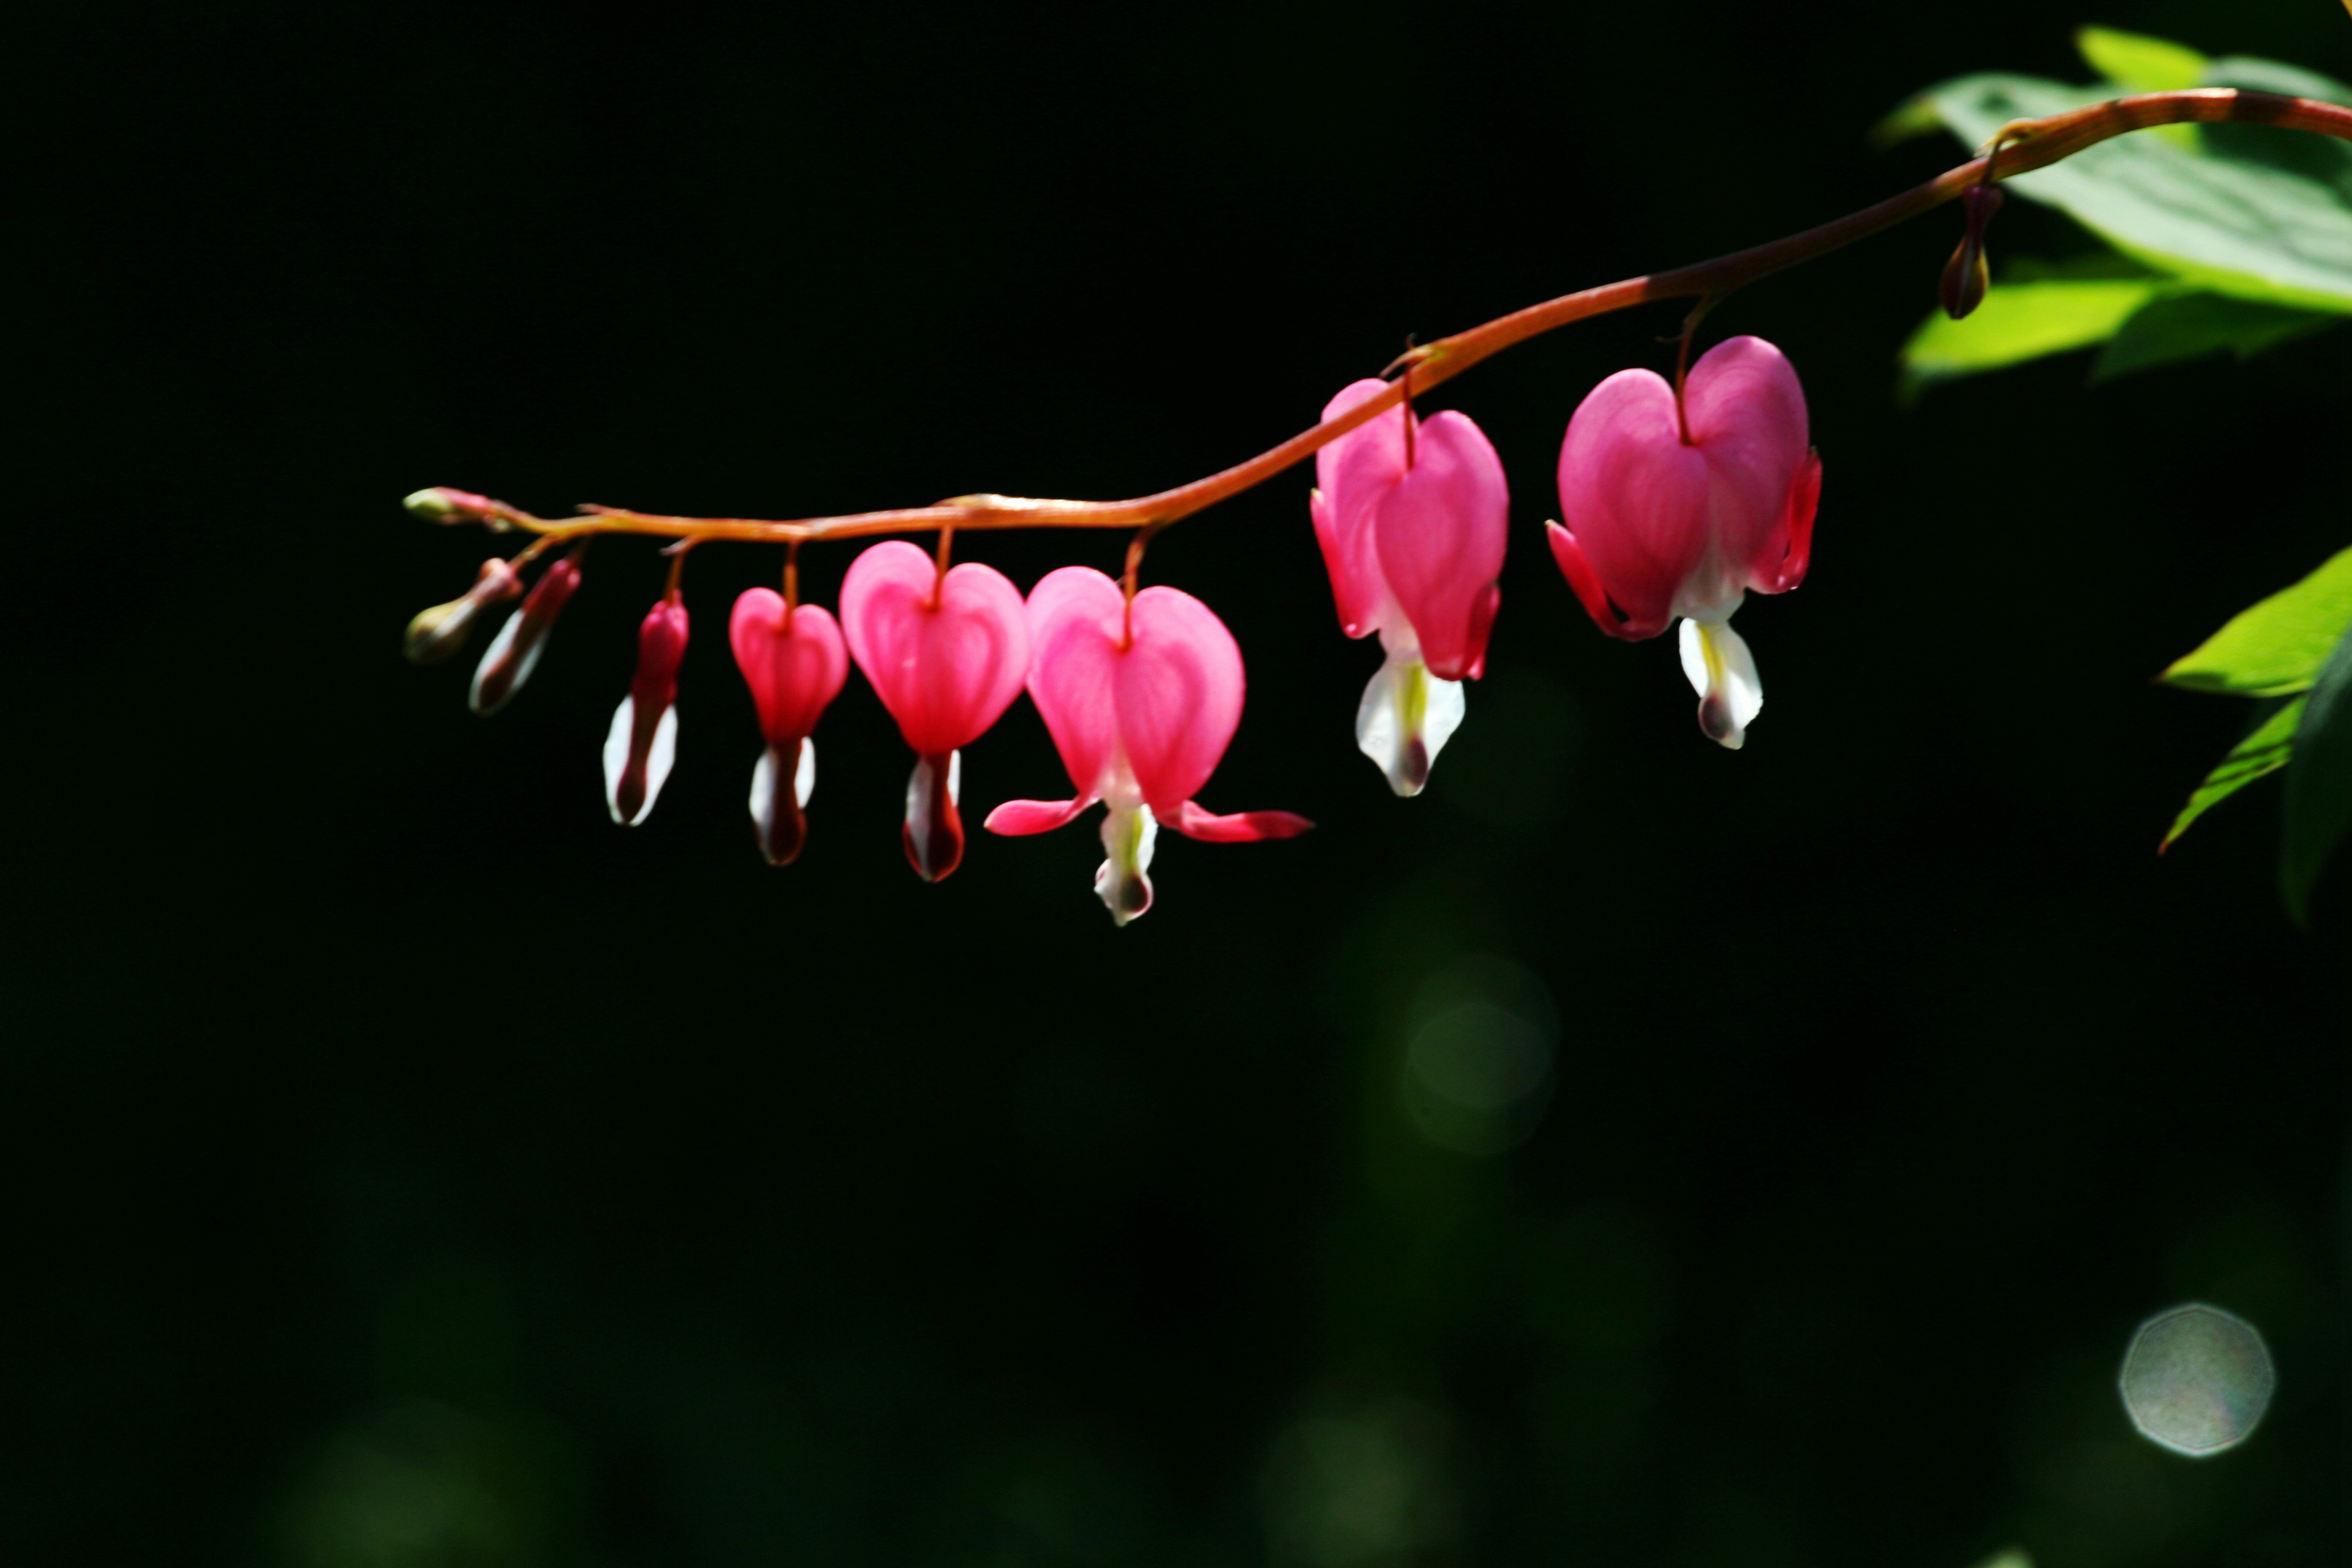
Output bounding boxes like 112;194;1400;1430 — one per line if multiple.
13;0;2350;1563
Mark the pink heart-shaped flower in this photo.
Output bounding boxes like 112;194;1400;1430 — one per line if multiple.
840;541;1029;756
729;589;848;745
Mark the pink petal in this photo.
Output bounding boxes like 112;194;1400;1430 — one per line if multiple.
1681;336;1811;587
1372;410;1509;681
983;796;1095;835
1546;522;1651;640
1312;379;1408;639
1769;449;1822;593
1023;566;1126;797
1555;369;1709;640
842;542;1030;756
631;599;691;710
1158;801;1315;842
729;590;848;744
1117;585;1246;814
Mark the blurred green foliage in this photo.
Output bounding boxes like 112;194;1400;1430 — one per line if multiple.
2159;546;2352;918
1890;27;2352;398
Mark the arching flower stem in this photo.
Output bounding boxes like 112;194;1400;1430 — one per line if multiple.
415;91;2351;555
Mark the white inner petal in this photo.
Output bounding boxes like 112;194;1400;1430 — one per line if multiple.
795;736;818;807
1354;650;1466;797
1092;803;1158;926
603;695;636;824
750;744;777;840
1679;618;1763;750
640;703;679;818
469;611;525;715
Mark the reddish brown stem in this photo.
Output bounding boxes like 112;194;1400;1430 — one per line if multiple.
434;91;2352;552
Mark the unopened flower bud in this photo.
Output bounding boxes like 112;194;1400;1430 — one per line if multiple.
403;558;522;665
470;549;585;715
403;487;507;526
603;597;691;826
1938;183;2004;321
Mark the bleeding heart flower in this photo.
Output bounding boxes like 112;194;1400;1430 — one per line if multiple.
604;595;690;826
729;587;849;865
983;567;1311;925
471;546;585;716
840;540;1030;881
1547;335;1820;749
1310;381;1508;794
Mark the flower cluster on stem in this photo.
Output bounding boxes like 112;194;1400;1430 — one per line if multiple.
395;87;2352;920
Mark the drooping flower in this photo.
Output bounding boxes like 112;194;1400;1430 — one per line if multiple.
840;540;1030;881
1547;335;1821;749
604;595;690;826
1310;381;1508;794
403;557;521;664
984;567;1312;924
471;546;585;715
729;587;849;865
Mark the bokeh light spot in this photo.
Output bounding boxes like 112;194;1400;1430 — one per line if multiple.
2118;1303;2274;1457
1399;956;1557;1156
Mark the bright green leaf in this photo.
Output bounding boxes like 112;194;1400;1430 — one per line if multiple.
1918;73;2352;313
2281;624;2352;924
2161;697;2302;849
1900;278;2163;393
2077;27;2209;92
2091;291;2338;379
2161;545;2352;696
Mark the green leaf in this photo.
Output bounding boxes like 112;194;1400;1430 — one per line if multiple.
1917;72;2352;312
2161;697;2302;849
2076;27;2209;92
2161;545;2352;696
1900;278;2164;393
2281;624;2352;923
2198;58;2352;203
2090;291;2338;379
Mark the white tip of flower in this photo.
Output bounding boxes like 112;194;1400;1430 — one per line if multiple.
603;696;679;825
467;606;550;716
750;742;779;838
603;696;635;820
748;738;816;865
1093;803;1159;926
1679;617;1763;750
1355;652;1467;796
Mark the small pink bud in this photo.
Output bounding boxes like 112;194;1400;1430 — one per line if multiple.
603;597;691;826
1938;184;2004;321
404;487;515;532
729;587;849;866
469;550;585;715
403;558;522;665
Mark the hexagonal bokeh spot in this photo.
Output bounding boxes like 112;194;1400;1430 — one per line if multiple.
2118;1303;2275;1457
